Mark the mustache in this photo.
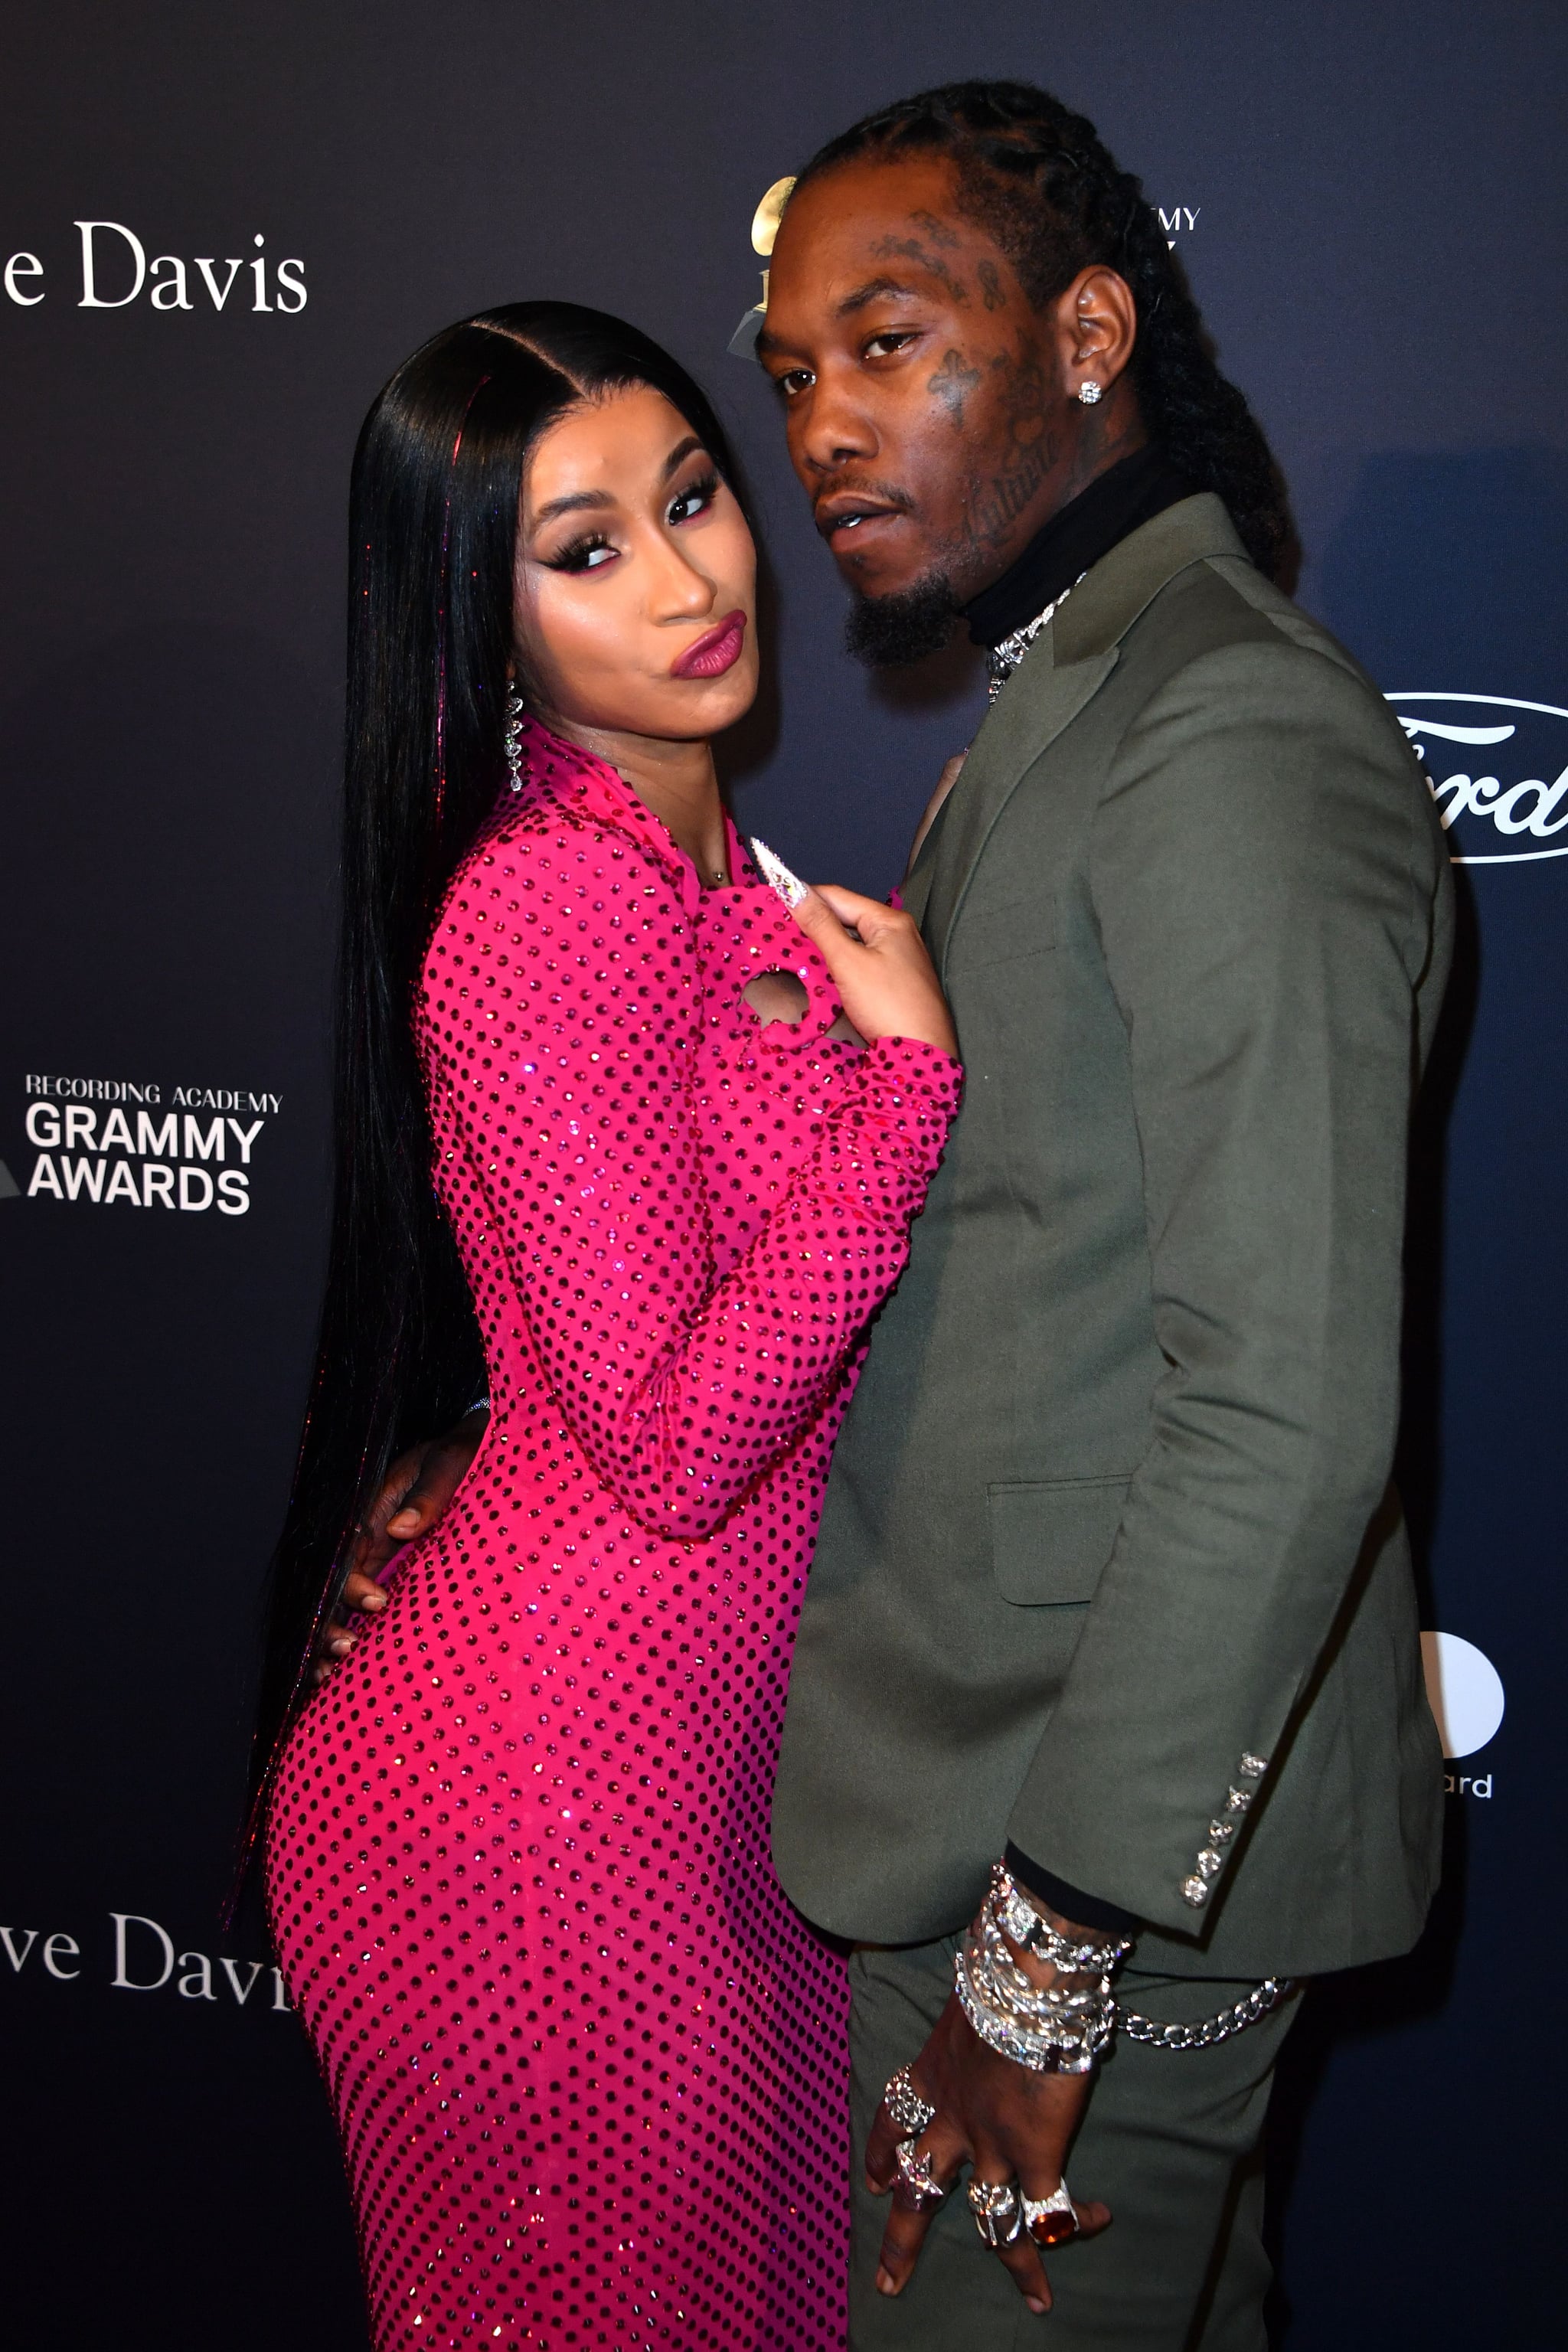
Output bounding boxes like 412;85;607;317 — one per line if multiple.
811;475;916;531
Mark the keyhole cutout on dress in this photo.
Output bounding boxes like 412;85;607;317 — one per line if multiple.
742;969;810;1026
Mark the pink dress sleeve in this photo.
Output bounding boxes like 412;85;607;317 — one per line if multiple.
420;816;961;1543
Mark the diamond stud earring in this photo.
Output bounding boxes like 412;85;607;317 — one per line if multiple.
1077;381;1103;405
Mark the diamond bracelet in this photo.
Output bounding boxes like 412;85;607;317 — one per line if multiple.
991;1864;1135;1974
953;1866;1129;2076
954;1931;1115;2074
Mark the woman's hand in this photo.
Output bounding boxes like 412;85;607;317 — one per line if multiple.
312;1407;489;1682
789;884;957;1059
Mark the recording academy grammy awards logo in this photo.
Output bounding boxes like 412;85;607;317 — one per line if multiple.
0;1073;279;1214
1388;694;1568;864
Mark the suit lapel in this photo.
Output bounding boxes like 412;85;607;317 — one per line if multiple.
899;853;937;930
922;643;1117;976
918;493;1247;977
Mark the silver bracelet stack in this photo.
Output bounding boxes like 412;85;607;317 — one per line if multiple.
991;1867;1135;1974
956;1860;1296;2073
884;1866;1293;2257
953;1864;1133;2076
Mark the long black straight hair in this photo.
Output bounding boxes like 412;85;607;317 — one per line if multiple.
242;302;743;1860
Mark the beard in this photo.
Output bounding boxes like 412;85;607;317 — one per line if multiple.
844;568;962;668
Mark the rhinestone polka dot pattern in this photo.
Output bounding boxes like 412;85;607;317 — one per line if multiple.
266;718;961;2351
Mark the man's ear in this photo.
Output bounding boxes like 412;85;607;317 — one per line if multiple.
1057;266;1139;403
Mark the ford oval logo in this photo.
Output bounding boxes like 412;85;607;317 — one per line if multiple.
1387;692;1568;864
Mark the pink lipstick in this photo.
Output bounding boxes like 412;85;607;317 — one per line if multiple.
672;609;747;680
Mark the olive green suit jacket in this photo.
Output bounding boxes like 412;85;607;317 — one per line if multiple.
771;494;1452;1979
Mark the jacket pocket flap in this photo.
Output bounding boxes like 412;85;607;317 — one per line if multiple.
987;1477;1131;1606
946;894;1056;972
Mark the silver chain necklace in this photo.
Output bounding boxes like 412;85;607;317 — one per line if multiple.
985;573;1086;704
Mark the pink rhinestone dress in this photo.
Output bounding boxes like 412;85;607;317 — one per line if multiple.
266;720;960;2352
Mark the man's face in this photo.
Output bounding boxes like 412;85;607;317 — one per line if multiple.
760;154;1070;648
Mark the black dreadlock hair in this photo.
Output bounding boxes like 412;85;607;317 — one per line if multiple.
795;80;1294;583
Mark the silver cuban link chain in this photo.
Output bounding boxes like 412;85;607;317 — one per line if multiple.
954;1865;1126;2074
974;1864;1294;2057
1118;1976;1297;2051
994;1867;1135;1974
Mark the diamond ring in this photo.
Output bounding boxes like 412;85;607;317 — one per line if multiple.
893;2138;946;2207
884;2063;937;2139
967;2177;1023;2247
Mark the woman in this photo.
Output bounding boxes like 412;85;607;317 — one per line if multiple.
256;302;960;2351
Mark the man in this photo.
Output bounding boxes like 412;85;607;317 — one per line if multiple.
335;80;1450;2351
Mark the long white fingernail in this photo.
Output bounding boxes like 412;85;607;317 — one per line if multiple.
749;837;808;910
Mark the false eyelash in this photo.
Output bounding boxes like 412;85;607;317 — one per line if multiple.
671;469;720;518
547;532;616;574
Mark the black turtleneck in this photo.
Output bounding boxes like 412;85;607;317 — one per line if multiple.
962;443;1195;649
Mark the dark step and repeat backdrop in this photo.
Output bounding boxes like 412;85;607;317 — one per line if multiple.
2;5;1560;2344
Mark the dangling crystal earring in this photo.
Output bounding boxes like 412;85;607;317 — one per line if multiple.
1077;381;1103;406
504;682;525;792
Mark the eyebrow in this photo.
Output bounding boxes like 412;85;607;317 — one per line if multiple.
531;434;708;527
757;276;926;362
532;486;612;524
838;276;921;315
660;433;704;481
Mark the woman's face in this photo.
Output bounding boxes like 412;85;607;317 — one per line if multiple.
513;384;759;742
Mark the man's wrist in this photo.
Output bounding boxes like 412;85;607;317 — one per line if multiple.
954;1861;1131;2076
991;1867;1135;1974
1002;1841;1142;1940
